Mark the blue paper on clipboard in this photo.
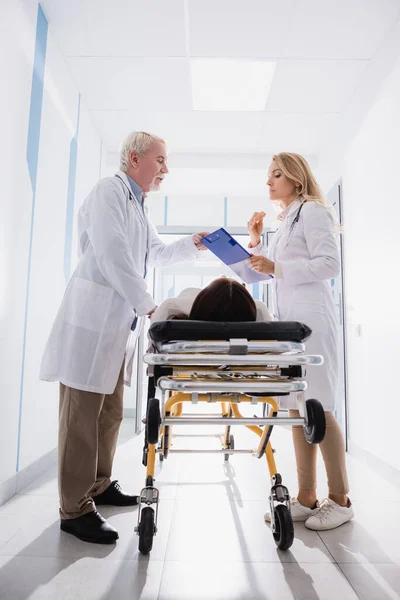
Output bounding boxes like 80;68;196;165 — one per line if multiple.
201;228;272;284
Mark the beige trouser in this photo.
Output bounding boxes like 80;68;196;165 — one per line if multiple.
58;364;124;520
289;410;349;495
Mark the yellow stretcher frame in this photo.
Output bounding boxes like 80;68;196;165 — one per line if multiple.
145;391;279;483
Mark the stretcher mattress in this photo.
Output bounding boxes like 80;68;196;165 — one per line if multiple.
149;320;311;344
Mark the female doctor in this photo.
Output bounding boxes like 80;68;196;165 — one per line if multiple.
247;152;353;531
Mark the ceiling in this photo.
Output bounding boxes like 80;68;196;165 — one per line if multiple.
41;0;400;164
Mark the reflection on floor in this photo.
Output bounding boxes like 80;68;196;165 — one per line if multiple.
1;415;400;600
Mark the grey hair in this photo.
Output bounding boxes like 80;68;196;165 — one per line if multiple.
119;131;166;171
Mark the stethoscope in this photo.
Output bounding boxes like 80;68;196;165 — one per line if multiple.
115;174;150;272
268;200;306;261
287;201;305;236
115;174;150;331
278;200;306;250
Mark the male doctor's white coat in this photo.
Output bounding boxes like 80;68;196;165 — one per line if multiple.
253;198;340;411
40;171;199;394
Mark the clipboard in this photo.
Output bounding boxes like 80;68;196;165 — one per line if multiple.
201;228;272;284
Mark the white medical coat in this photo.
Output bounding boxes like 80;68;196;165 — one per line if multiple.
254;199;340;410
40;171;200;394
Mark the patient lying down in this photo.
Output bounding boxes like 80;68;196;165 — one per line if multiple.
150;277;272;323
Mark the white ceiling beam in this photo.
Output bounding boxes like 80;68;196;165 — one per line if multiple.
105;150;318;171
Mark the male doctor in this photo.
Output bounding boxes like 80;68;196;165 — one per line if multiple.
40;131;207;544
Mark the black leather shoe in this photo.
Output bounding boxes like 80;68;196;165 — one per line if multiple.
60;510;118;544
93;480;139;506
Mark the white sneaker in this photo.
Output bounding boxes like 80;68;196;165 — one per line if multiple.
305;498;354;531
264;498;319;523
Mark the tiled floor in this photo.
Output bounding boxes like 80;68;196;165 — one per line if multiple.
1;417;400;599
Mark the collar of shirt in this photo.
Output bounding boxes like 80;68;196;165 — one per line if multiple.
126;174;144;205
277;196;303;221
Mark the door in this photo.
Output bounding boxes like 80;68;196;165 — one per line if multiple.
326;182;348;441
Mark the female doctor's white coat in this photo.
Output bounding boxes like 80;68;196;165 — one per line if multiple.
253;199;340;411
40;171;200;395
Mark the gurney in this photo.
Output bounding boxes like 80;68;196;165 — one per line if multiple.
136;320;325;554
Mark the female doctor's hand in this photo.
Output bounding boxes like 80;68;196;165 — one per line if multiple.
247;211;266;248
248;255;275;275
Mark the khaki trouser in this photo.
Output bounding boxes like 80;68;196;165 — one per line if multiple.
58;364;124;520
289;410;349;495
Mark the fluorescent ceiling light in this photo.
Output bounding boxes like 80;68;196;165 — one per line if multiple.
191;59;276;111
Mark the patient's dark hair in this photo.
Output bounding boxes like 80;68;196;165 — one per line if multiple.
189;278;256;322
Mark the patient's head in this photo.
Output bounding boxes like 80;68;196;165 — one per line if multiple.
189;278;256;322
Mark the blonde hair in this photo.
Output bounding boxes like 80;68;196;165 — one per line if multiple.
119;131;166;171
272;152;326;206
272;152;340;231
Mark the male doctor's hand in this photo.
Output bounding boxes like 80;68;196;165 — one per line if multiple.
147;306;158;318
248;255;275;275
192;232;211;251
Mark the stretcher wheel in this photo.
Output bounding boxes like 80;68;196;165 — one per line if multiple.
138;506;155;555
146;398;161;445
224;434;234;461
303;399;326;444
272;504;294;551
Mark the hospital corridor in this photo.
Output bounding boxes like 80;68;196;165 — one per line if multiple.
1;1;400;599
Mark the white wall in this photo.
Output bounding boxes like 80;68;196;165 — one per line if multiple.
0;0;102;487
343;55;400;471
316;18;400;193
